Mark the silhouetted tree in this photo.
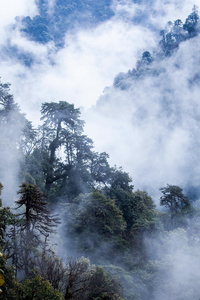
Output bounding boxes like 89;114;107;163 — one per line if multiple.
15;183;60;275
160;184;191;229
160;184;190;215
183;5;199;35
64;258;123;300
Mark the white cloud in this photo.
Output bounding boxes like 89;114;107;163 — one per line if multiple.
150;0;199;26
0;0;199;198
0;11;157;123
84;35;200;200
111;0;141;19
0;0;37;27
0;0;37;45
111;0;199;31
0;0;196;115
0;0;196;117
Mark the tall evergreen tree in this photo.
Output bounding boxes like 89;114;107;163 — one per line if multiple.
15;183;60;275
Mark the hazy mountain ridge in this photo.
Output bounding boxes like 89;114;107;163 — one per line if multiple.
20;0;114;47
3;0;115;66
85;7;200;200
114;6;199;90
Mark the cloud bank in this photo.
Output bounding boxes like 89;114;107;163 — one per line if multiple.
0;0;198;201
84;33;200;200
0;1;197;118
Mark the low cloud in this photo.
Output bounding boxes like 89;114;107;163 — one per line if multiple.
1;0;196;115
0;1;157;123
0;0;37;28
0;0;198;199
84;35;200;200
145;228;200;299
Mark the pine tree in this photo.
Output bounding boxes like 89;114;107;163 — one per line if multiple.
15;183;60;275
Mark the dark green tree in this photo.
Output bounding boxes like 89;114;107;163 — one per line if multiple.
24;101;112;203
105;169;134;230
160;184;190;214
40;101;84;192
160;184;191;229
90;152;112;185
0;184;19;299
63;257;123;300
66;190;126;259
11;273;64;300
0;183;19;269
183;5;199;35
128;190;158;233
0;184;12;252
15;183;60;275
86;266;123;300
0;81;35;152
0;81;36;206
105;170;159;258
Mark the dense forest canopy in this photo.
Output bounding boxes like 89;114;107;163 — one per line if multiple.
0;4;200;300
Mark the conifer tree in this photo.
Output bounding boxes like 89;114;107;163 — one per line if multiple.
15;183;60;275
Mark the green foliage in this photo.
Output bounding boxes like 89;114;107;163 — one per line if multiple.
40;101;84;193
15;183;60;275
106;169;134;229
66;190;127;258
64;257;124;300
128;190;157;233
2;64;200;299
0;250;17;300
107;170;158;236
104;263;163;300
0;184;18;261
21;148;48;187
22;100;112;203
0;81;35;151
160;184;191;230
11;273;64;300
183;5;199;35
160;184;190;212
160;184;191;231
90;151;112;184
20;0;114;47
108;168;134;193
87;266;123;300
41;101;83;133
16;183;59;236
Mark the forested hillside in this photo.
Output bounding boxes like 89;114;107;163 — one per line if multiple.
86;5;200;199
21;0;114;45
9;0;114;65
0;5;200;300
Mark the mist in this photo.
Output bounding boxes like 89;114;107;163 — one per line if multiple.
84;31;200;201
0;1;200;299
0;1;197;119
0;1;198;196
0;1;197;195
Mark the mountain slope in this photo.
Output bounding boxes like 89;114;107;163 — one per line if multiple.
84;8;200;200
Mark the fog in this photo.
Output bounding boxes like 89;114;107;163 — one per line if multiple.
0;1;200;299
0;1;198;201
0;1;197;119
84;33;200;200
